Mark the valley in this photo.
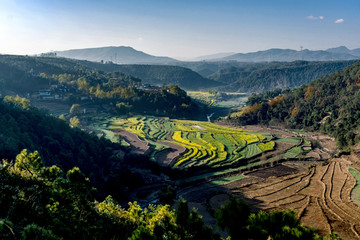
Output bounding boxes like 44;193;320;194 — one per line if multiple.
114;117;360;240
2;0;360;238
0;52;360;239
29;93;359;239
79;110;360;238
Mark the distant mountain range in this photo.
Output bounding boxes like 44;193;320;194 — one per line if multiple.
326;46;360;56
45;46;360;65
38;46;360;93
214;47;360;62
53;46;178;65
190;52;236;61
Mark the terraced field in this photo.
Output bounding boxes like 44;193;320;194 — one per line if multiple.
104;116;279;168
230;157;360;239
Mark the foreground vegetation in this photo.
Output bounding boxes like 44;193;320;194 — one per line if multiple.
0;96;150;201
0;150;341;239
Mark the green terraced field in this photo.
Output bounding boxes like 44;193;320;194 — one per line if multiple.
349;167;360;206
105;116;275;168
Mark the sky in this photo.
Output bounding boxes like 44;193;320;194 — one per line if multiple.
0;0;359;59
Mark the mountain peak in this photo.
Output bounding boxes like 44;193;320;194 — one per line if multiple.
326;46;351;54
52;46;178;65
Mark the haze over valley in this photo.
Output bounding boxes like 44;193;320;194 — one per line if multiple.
1;0;360;239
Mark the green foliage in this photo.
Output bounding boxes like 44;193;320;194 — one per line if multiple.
213;60;357;93
0;150;340;240
69;116;80;128
0;219;15;239
77;77;90;91
167;85;187;97
216;198;342;240
157;184;176;204
0;55;200;118
215;197;251;239
349;167;360;206
81;61;221;90
246;88;289;105
116;102;132;113
3;95;30;110
0;151;220;239
247;210;317;240
58;114;67;121
22;224;60;240
232;61;360;147
14;149;43;179
0;96;139;202
69;103;81;115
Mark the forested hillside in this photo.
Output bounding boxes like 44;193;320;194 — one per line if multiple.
212;60;357;92
0;55;220;93
230;61;360;147
79;61;222;90
0;55;200;118
0;96;144;200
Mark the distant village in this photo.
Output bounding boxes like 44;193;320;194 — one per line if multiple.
29;82;162;101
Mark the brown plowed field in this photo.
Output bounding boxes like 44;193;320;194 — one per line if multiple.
116;130;150;155
154;141;186;166
230;158;360;239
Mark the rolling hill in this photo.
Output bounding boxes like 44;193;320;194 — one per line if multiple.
53;46;178;65
326;46;360;57
0;55;221;92
211;60;357;93
230;60;360;147
79;60;222;90
216;48;359;62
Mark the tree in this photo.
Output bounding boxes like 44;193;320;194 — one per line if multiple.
69;104;81;115
22;224;60;240
167;85;186;97
215;197;251;240
14;149;43;178
157;184;176;204
3;95;30;110
58;114;67;122
69;116;80;128
77;77;90;92
0;219;15;239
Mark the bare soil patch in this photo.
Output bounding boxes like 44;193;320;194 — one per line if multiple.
30;99;70;114
245;164;298;178
116;130;150;155
192;125;206;130
154;141;186;166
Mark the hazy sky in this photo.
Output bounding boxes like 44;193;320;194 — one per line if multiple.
0;0;359;59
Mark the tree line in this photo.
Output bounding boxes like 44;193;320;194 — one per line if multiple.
229;61;360;148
